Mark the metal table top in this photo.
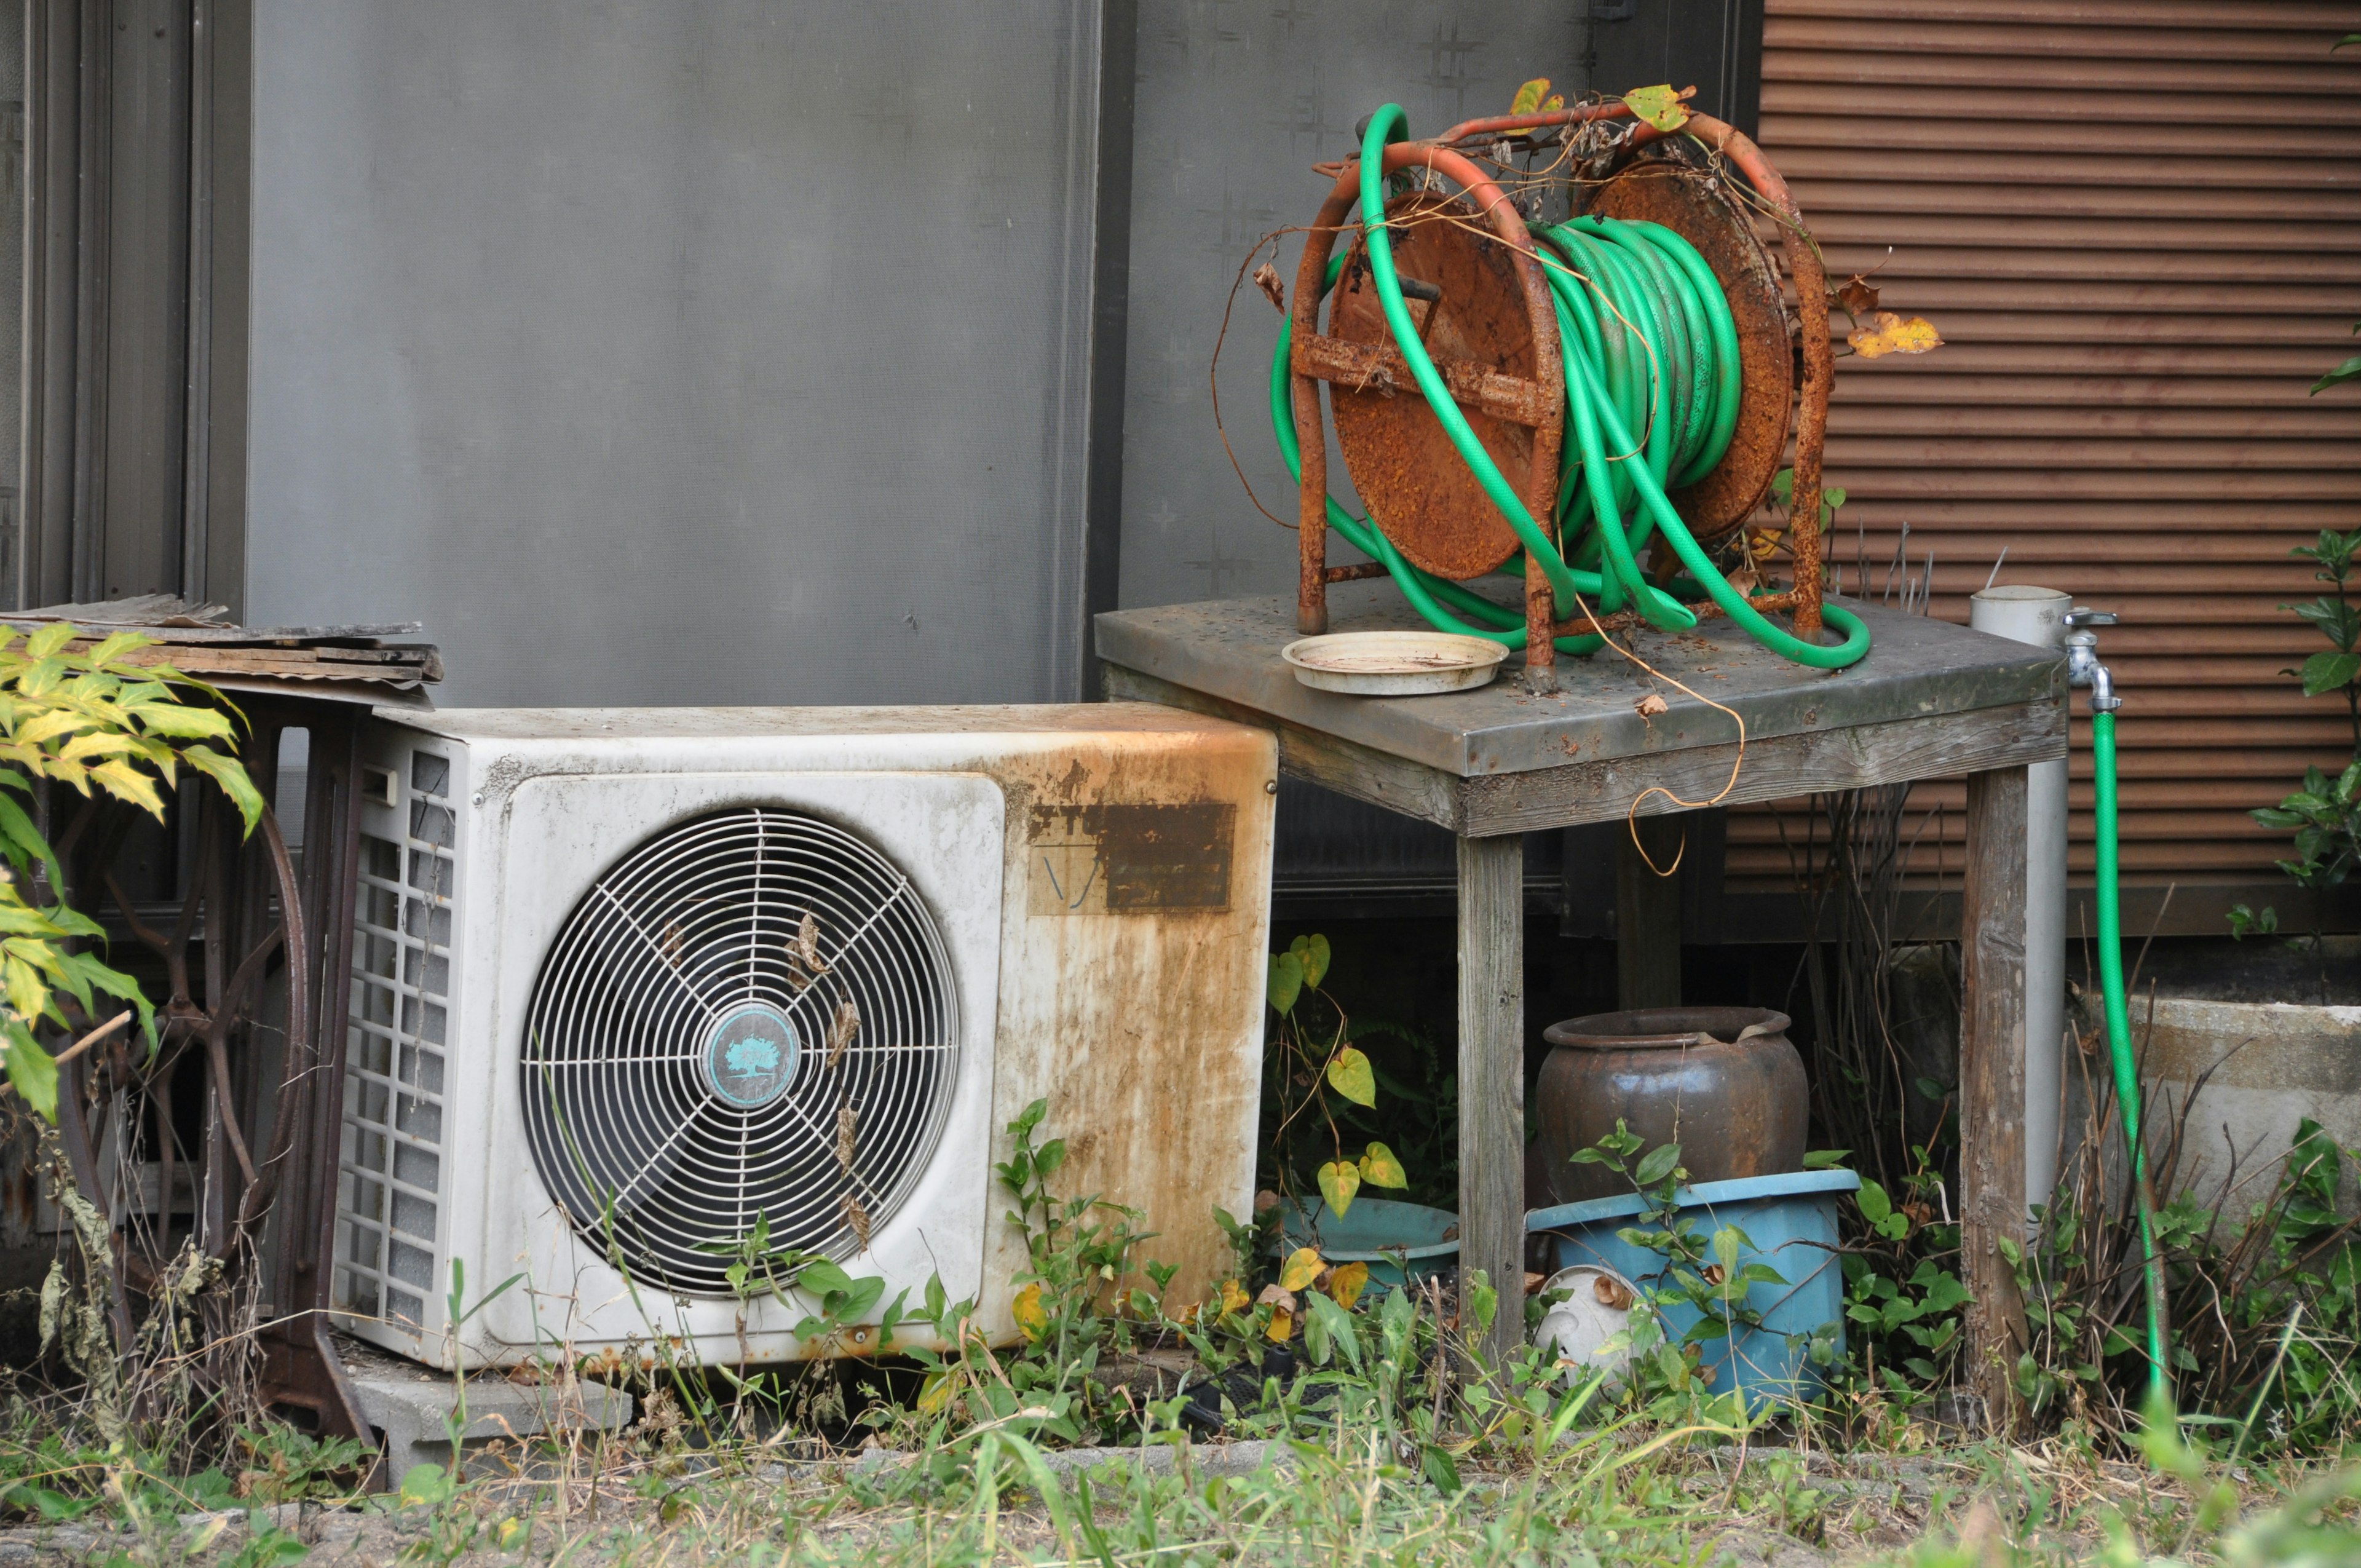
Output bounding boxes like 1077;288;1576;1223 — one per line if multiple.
1096;582;2065;780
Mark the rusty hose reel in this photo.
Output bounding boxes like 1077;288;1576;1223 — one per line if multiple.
1278;99;1862;691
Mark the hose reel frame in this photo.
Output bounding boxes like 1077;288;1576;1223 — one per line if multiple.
1288;106;1837;693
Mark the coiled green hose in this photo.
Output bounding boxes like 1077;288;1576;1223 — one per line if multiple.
2094;707;2173;1402
1268;104;1870;670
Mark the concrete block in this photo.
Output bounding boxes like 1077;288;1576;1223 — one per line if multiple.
2141;997;2361;1214
338;1337;633;1478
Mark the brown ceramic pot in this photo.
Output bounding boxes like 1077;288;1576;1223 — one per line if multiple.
1535;1007;1807;1204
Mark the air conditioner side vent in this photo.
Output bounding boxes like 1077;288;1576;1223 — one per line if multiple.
334;746;457;1335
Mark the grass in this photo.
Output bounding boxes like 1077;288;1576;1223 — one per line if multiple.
0;1098;2354;1565
53;1412;2325;1567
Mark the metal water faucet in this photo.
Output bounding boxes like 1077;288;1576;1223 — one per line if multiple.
2063;607;2120;712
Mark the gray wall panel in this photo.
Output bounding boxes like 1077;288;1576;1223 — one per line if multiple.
248;1;1104;707
1115;1;1587;612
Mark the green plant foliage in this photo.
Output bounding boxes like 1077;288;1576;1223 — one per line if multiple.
1260;933;1423;1217
2251;759;2361;889
0;624;264;1119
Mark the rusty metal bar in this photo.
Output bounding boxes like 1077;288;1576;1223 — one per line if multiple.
1291;333;1557;429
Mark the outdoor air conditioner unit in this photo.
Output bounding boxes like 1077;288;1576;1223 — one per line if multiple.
330;705;1276;1369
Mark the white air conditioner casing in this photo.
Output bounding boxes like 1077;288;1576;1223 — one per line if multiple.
331;705;1276;1370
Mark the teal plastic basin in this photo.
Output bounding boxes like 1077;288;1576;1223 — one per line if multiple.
1525;1168;1857;1410
1276;1197;1458;1287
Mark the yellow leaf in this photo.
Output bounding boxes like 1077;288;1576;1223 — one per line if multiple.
1326;1261;1371;1310
2;954;45;1025
1541;93;1564;113
1510;77;1551;116
1846;311;1944;360
1013;1281;1048;1342
1326;1046;1376;1108
1265;1305;1294;1344
917;1369;955;1415
1219;1278;1252;1317
87;760;166;820
1358;1141;1409;1190
1318;1159;1362;1219
11;710;90;749
23;624;73;660
56;732;135;766
1621;84;1690;133
1279;1246;1324;1293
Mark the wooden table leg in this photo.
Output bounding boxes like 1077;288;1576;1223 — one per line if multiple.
1961;765;2031;1433
1457;831;1525;1368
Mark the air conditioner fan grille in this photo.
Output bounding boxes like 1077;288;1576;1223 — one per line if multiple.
521;807;959;1296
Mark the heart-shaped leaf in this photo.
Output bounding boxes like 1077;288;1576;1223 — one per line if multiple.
1326;1260;1371;1310
1318;1159;1362;1218
1289;933;1331;989
1358;1141;1408;1189
1267;951;1303;1015
1279;1246;1324;1293
1621;84;1689;133
1326;1047;1376;1107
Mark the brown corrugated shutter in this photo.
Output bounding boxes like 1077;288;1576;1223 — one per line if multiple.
1726;0;2361;924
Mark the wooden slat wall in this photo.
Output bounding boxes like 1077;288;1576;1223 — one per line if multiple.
1728;0;2361;908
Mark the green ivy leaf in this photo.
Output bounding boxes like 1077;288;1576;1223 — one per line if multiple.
1358;1141;1409;1189
1267;951;1303;1015
1325;1046;1377;1107
1289;933;1331;989
1801;1149;1850;1170
1317;1159;1361;1218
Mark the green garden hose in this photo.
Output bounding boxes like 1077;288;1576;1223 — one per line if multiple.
2092;703;2173;1405
1268;103;1872;670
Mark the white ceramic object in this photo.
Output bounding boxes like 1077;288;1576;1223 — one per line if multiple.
1533;1264;1642;1386
1281;631;1508;695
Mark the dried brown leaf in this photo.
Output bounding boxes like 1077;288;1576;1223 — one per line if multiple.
1634;692;1669;718
1252;261;1285;313
826;994;860;1070
1830;273;1880;316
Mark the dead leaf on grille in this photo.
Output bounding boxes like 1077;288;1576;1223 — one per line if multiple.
826;995;860;1070
1846;311;1944;360
660;921;684;965
836;1098;858;1174
1621;84;1691;133
1829;273;1881;317
1252;261;1285;313
840;1192;872;1250
796;912;828;974
1634;692;1669;718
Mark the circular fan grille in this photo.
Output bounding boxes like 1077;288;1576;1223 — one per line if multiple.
521;807;959;1296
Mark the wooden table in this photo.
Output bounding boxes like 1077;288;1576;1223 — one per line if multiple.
1097;582;2065;1414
